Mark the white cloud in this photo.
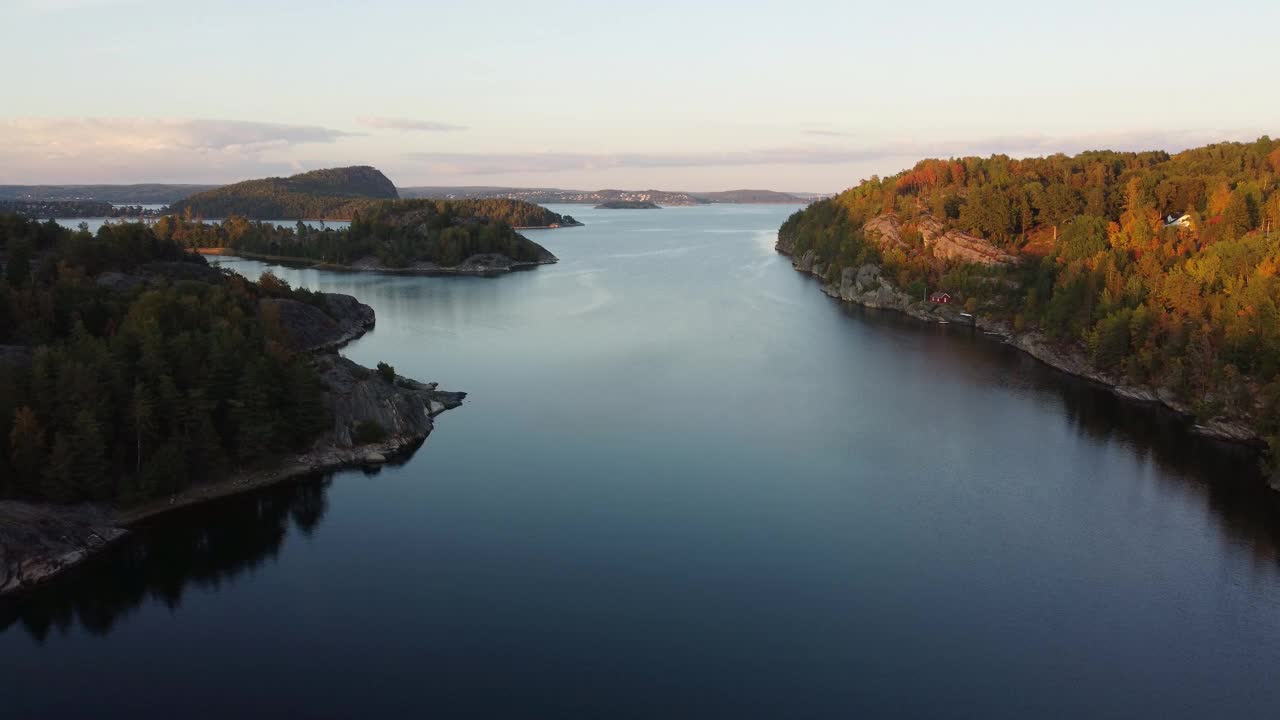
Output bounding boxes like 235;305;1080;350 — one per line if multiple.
356;116;467;132
0;118;358;183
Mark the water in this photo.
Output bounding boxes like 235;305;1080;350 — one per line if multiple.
5;204;1280;718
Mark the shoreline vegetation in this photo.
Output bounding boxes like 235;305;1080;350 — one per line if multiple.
0;361;461;598
595;200;661;210
155;199;564;275
196;247;557;276
776;137;1280;489
0;214;466;596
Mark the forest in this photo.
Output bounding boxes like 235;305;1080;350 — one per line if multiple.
778;137;1280;470
0;215;334;504
159;199;560;268
168;166;401;220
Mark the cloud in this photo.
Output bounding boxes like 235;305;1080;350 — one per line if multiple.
3;118;354;153
0;118;358;183
403;128;1271;177
356;116;467;132
803;129;855;138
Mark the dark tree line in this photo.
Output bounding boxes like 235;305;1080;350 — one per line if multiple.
156;199;557;268
0;216;331;504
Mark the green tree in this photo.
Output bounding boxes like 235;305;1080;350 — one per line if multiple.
9;406;46;492
6;237;31;287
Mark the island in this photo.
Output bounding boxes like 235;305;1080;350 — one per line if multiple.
0;214;465;594
775;136;1280;488
166;166;582;228
595;200;661;209
162;198;562;275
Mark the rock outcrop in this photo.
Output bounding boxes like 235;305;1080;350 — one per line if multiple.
317;355;465;447
0;502;127;595
862;214;906;250
261;292;376;353
917;215;1017;265
95;271;147;293
858;212;1018;265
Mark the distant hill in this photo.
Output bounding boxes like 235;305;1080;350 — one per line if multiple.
400;186;806;205
170;166;400;219
0;184;217;204
596;200;660;209
695;189;805;203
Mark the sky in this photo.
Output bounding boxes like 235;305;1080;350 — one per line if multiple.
2;0;1278;192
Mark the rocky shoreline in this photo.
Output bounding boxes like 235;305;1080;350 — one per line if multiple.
777;242;1275;489
0;295;465;597
198;248;558;276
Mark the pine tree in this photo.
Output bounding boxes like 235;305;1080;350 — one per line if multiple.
9;406;46;493
5;237;31;287
131;381;157;477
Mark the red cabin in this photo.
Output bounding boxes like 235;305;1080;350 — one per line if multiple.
929;291;952;304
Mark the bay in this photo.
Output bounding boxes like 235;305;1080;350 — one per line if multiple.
6;204;1280;718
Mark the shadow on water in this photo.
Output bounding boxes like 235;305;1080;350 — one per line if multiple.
0;474;336;642
4;297;1279;644
842;303;1280;562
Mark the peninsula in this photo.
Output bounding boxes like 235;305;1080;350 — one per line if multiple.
0;214;464;595
776;137;1280;486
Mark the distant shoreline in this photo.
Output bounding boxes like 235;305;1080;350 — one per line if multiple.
195;248;557;276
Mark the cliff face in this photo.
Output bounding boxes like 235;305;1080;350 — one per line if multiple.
861;213;1016;265
317;355;465;448
917;216;1017;266
862;214;906;251
791;249;966;322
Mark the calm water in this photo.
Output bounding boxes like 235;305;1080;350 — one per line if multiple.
7;204;1280;718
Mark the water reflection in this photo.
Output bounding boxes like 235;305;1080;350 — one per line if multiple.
0;475;333;642
844;303;1280;564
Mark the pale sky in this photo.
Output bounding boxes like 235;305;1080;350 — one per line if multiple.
2;0;1277;191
